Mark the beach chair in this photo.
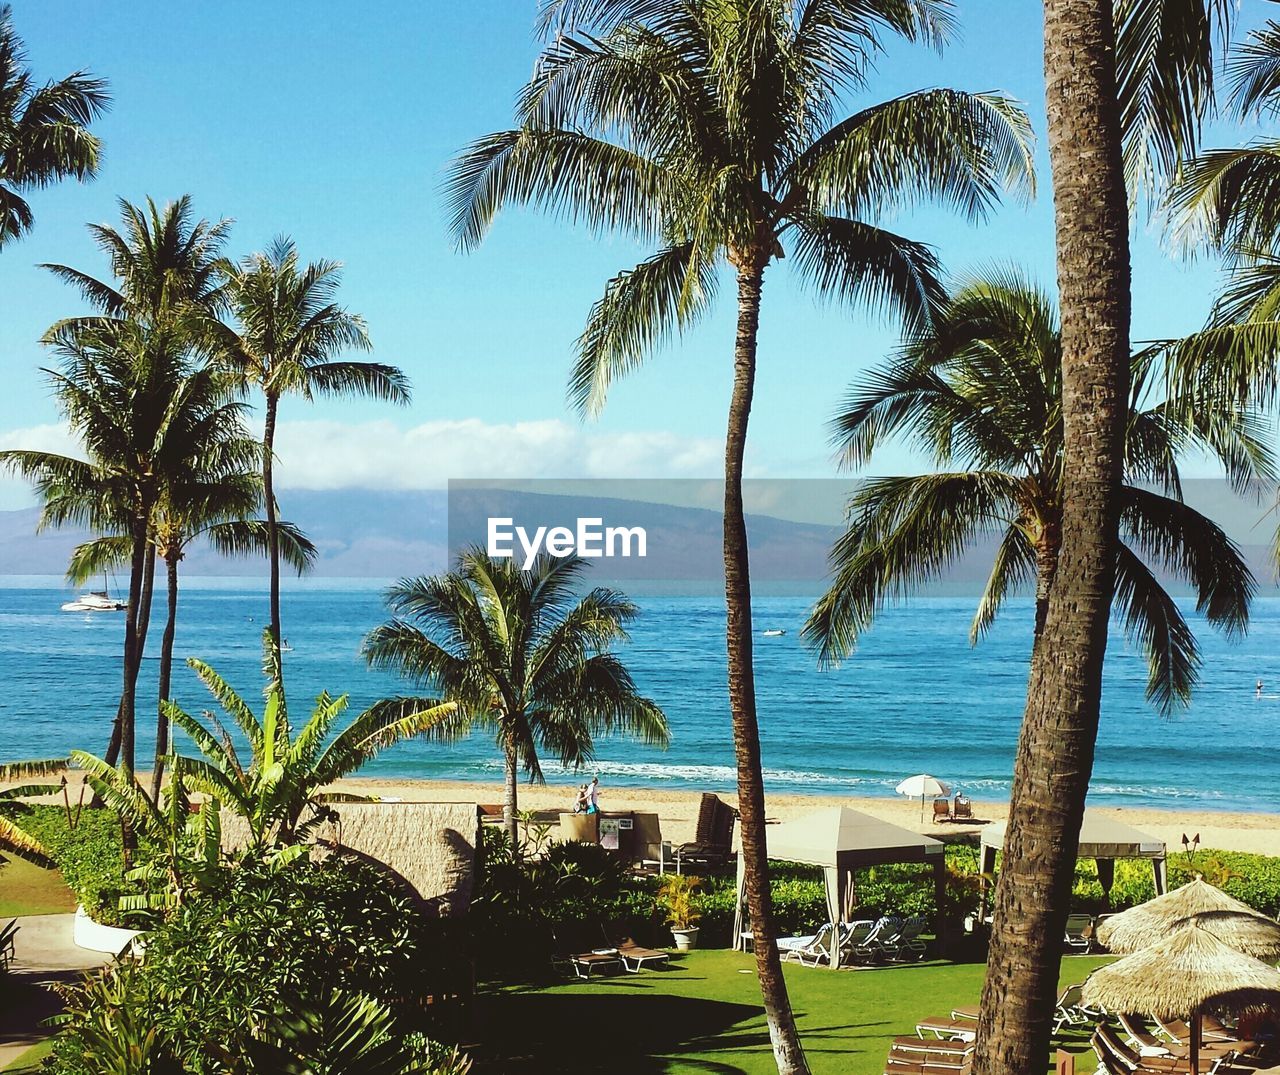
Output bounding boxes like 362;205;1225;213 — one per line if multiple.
849;915;902;965
1064;913;1093;952
891;1037;974;1061
933;798;951;823
880;915;929;962
953;794;973;820
675;793;737;871
915;1016;977;1041
836;919;875;963
784;922;837;966
599;924;669;972
549;923;624;980
0;918;17;972
1154;1016;1238;1047
1119;1014;1187;1058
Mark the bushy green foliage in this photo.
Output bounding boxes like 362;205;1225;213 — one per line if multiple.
47;855;471;1074
18;804;150;926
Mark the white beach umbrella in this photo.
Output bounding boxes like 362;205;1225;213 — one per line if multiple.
895;773;951;821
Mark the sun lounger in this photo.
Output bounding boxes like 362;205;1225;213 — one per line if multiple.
886;1042;973;1074
1093;1024;1239;1074
849;915;902;965
892;1036;973;1060
675;793;737;870
1155;1016;1239;1046
1064;913;1093;952
879;915;929;962
550;923;624;980
783;922;838;967
950;984;1088;1036
933;798;951;823
0;918;17;972
915;1016;977;1042
836;919;875;962
952;794;973;820
600;924;669;972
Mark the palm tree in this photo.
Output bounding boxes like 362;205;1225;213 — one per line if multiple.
69;476;318;800
34;196;232;770
0;320;243;783
0;3;108;248
446;3;1033;1065
970;3;1234;1071
804;268;1264;711
363;550;670;853
122;632;457;849
209;238;411;653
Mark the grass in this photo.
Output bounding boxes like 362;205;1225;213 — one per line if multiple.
474;949;1112;1074
0;857;76;917
1;1039;54;1073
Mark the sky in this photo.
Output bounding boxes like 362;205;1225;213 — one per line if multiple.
0;0;1272;510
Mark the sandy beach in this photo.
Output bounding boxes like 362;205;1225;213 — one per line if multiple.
330;776;1280;857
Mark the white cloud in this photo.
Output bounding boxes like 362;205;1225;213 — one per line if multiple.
0;417;727;506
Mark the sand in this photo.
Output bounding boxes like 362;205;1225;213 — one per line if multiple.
329;776;1280;857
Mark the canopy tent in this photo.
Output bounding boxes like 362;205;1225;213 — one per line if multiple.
979;809;1166;916
732;806;946;968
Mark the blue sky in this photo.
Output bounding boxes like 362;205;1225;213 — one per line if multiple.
0;1;1266;509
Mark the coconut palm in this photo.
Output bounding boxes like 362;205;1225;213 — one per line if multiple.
0;3;108;247
363;550;670;853
208;238;411;654
804;269;1266;711
0;320;245;782
131;632;456;849
69;475;318;800
0;759;65;866
972;3;1235;1072
446;4;1033;1064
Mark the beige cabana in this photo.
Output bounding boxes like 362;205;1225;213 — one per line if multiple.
979;809;1166;915
732;806;947;968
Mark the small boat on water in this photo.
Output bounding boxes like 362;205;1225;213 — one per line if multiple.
762;628;787;637
61;590;127;613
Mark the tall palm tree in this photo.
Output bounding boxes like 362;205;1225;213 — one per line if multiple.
69;474;318;799
970;3;1234;1072
37;196;232;769
0;320;243;783
0;3;108;248
446;3;1033;1066
363;550;670;853
210;238;411;654
804;268;1264;710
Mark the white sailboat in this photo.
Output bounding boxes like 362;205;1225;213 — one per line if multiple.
62;577;127;612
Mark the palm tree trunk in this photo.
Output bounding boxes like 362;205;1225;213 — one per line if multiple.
116;510;154;783
150;548;180;801
503;744;519;856
263;392;283;652
972;2;1131;1072
1032;526;1060;640
725;261;808;1075
105;541;156;767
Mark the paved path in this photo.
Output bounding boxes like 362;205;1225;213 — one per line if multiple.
0;914;108;1068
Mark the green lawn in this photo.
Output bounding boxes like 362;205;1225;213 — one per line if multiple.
474;950;1112;1074
1;1039;54;1073
0;858;75;917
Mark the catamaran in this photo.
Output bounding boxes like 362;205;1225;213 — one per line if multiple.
61;584;127;612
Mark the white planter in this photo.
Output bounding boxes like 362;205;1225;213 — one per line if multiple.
73;904;142;955
671;926;700;952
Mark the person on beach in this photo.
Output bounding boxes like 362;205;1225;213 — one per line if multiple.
573;784;589;814
586;775;600;814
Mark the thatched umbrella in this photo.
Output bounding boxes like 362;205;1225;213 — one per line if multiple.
1096;876;1277;955
1082;925;1280;1075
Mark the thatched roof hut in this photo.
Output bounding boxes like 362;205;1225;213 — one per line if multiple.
222;802;480;916
1082;925;1280;1019
1096;877;1278;956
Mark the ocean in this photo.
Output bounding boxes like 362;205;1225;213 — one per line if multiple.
0;576;1276;813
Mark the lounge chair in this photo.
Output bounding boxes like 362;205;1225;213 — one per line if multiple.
1064;913;1093;952
933;798;951;823
915;1016;977;1041
783;922;837;967
549;923;624;980
892;1036;974;1061
0;918;17;972
1154;1016;1238;1047
952;794;973;820
675;793;737;871
1093;1024;1237;1074
849;915;902;965
879;915;928;962
600;924;669;972
835;919;876;962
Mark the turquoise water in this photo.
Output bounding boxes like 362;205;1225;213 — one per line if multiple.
0;577;1276;812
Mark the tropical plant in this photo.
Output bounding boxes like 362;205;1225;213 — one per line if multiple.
971;3;1235;1072
0;3;108;248
164;632;454;848
0;758;64;865
804;268;1266;710
207;237;410;654
69;475;317;799
446;4;1034;1062
656;873;702;931
363;549;669;851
